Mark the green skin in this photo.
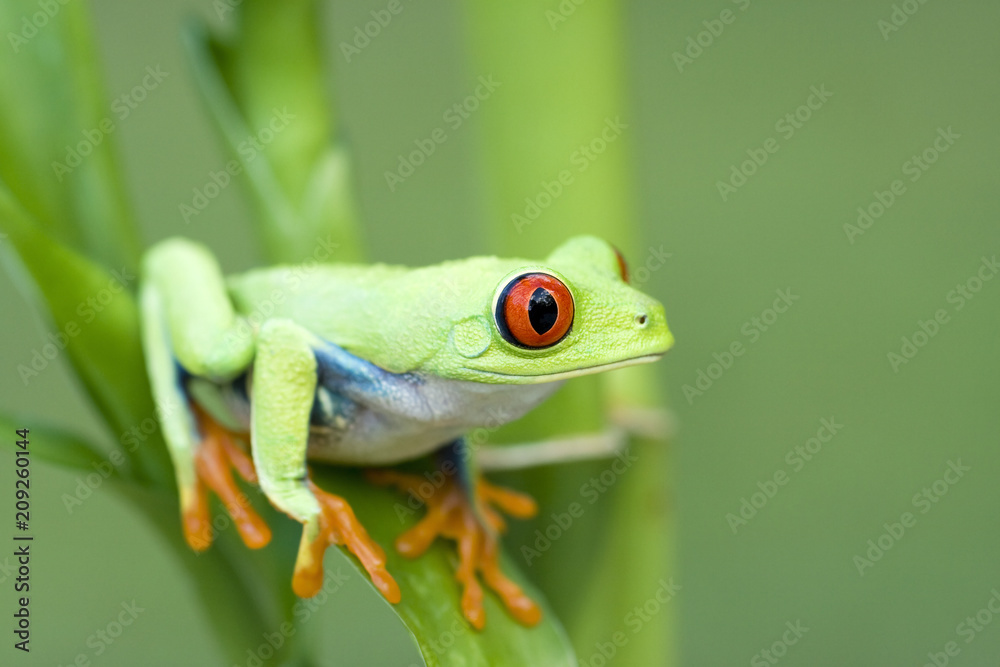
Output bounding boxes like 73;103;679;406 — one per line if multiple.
139;235;673;584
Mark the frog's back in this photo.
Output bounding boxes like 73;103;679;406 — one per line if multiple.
225;254;528;373
226;263;408;344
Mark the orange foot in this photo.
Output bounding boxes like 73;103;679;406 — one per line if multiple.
368;468;542;629
292;479;401;605
182;405;272;551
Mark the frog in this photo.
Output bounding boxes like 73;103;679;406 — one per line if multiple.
139;234;673;629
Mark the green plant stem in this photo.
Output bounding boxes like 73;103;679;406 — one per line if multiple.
195;0;365;264
461;1;675;663
0;0;140;270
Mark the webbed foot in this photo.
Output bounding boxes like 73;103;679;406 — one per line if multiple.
368;468;541;629
182;405;272;551
292;479;401;604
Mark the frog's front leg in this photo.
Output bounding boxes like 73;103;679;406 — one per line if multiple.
369;439;542;629
251;318;400;603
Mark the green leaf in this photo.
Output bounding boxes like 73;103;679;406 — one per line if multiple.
0;187;171;487
0;415;107;471
314;467;578;667
182;0;364;264
0;416;304;665
0;0;139;269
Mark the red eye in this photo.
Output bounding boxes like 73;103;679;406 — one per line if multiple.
613;246;630;283
495;273;574;348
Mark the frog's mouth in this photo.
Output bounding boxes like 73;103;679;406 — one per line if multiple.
464;352;665;383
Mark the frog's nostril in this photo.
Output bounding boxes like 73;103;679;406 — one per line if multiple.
635;313;649;327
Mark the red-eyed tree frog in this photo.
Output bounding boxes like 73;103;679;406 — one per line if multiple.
139;235;673;629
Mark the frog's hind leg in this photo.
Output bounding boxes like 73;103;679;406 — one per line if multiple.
368;439;542;630
140;238;265;551
292;477;399;604
186;404;272;550
140;284;271;551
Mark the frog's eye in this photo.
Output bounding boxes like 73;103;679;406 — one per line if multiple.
495;273;574;348
613;246;630;283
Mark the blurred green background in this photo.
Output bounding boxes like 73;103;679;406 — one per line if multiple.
2;0;999;665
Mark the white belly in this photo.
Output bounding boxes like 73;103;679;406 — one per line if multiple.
305;375;564;466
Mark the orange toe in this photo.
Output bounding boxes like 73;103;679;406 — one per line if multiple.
481;479;538;519
182;484;212;551
371;467;542;629
185;405;272;551
292;480;401;604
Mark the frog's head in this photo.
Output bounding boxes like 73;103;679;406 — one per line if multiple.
425;236;674;384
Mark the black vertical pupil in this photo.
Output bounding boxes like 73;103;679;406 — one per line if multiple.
528;288;558;334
